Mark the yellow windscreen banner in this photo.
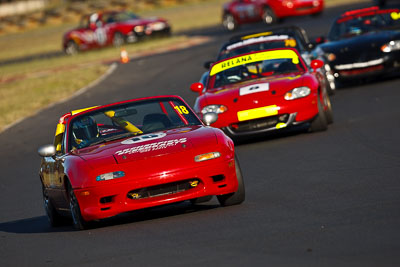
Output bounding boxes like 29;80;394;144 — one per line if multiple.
209;50;299;76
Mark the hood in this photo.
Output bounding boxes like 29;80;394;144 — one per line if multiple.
205;73;305;103
320;30;400;56
72;125;217;166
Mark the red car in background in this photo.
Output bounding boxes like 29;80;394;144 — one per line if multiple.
38;95;244;230
63;10;171;54
222;0;324;31
190;48;333;141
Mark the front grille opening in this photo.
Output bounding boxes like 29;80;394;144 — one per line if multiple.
101;207;111;211
100;195;115;204
218;184;227;188
211;174;225;182
127;178;201;200
229;114;289;133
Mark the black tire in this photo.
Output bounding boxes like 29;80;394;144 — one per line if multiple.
68;182;89;230
64;40;79;55
324;94;334;124
217;156;245;206
223;13;238;31
309;97;328;132
190;195;213;205
262;7;278;25
325;75;335;96
42;185;65;227
113;32;125;47
327;82;336;96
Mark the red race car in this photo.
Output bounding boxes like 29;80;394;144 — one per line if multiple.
63;10;171;54
190;48;333;141
38;96;244;230
222;0;324;31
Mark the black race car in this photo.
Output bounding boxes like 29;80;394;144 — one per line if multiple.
313;6;400;87
202;26;336;94
373;0;400;7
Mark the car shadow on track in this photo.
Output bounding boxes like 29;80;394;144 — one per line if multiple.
0;201;222;233
234;124;311;146
95;201;221;230
0;215;75;234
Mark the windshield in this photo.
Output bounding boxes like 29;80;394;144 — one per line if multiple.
209;50;305;89
329;10;400;41
68;98;199;150
113;11;140;22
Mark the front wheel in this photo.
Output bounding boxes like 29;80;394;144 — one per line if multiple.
262;7;278;25
64;40;79;55
217;157;245;206
43;186;66;227
113;32;125;47
223;13;238;31
324;94;334;124
309;97;328;132
68;183;89;230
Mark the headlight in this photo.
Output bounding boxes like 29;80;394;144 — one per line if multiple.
284;87;311;100
381;40;400;53
201;105;227;114
194;152;221;162
96;171;125;181
134;25;144;33
327;53;336;61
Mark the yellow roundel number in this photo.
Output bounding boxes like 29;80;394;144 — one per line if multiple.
285;39;296;47
174;105;189;114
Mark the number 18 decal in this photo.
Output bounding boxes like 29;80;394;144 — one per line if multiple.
174;105;189;114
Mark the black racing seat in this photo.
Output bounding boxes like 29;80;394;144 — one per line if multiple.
142;113;172;133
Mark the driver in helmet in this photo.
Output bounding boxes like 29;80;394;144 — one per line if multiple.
72;116;99;149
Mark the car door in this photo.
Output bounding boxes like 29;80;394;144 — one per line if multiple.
78;13;109;50
48;127;69;210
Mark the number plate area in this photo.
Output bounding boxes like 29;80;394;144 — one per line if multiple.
237;105;279;122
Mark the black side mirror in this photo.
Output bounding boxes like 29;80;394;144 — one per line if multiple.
204;61;214;70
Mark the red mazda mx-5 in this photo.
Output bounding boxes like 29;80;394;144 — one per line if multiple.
38;95;244;230
63;10;170;54
222;0;324;31
190;48;333;141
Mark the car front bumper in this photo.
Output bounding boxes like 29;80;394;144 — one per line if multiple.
74;157;237;221
332;53;400;81
214;94;319;138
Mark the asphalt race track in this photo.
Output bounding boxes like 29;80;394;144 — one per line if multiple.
1;2;400;266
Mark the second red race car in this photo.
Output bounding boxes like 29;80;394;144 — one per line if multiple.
63;10;171;54
222;0;324;31
38;95;244;230
190;48;333;141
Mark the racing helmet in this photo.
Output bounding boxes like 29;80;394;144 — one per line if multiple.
72;116;99;142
